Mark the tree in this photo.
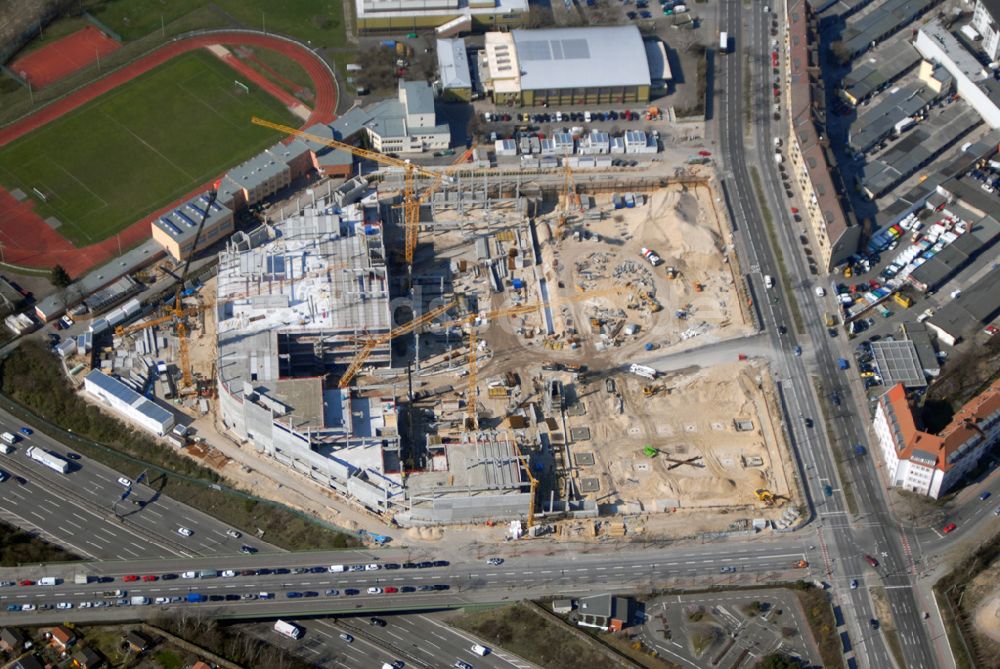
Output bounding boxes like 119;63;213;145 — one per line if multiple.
50;264;71;287
756;653;802;669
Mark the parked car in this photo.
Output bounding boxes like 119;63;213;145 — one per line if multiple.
942;522;957;534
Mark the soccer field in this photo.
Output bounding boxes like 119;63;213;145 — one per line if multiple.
0;50;298;247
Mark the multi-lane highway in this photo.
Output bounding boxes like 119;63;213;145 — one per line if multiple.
716;1;944;666
0;406;274;559
0;541;814;624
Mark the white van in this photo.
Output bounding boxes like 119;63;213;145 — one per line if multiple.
764;275;774;289
471;643;490;656
1;432;16;445
329;564;345;573
38;577;59;586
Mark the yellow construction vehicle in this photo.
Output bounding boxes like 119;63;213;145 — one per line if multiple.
252;117;452;266
794;559;809;569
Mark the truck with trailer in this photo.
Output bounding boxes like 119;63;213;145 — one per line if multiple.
25;446;69;474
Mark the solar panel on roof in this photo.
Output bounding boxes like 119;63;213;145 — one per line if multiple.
176;211;196;228
160;218;182;236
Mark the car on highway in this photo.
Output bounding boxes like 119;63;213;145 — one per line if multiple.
793;345;802;356
340;633;354;643
804;418;814;428
142;575;157;582
870;618;880;630
401;586;416;592
226;529;241;538
850;579;858;589
402;562;417;569
155;597;170;604
221;570;237;578
56;602;73;609
344;588;359;596
369;617;387;627
123;575;139;582
21;604;35;611
365;563;381;571
384;586;399;594
454;662;473;669
942;522;957;534
0;470;7;483
286;592;303;598
383;563;401;569
18;579;34;586
0;581;13;587
19;427;32;437
303;591;319;597
240;545;257;555
177;527;192;537
486;557;504;565
117;476;132;487
823;484;833;497
980;491;992;501
367;587;383;595
325;589;340;596
65;452;80;460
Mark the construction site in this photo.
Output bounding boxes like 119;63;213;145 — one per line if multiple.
63;121;802;537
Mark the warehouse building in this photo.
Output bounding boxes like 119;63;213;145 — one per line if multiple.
848;81;944;156
355;0;526;33
84;369;175;436
437;37;473;101
926;265;1000;345
837;0;942;60
839;40;922;106
873;379;1000;498
482;26;652;107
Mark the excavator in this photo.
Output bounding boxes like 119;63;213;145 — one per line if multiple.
754;488;789;506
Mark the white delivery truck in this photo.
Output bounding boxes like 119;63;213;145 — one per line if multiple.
274;620;303;640
1;432;16;445
720;31;729;52
329;564;346;573
131;596;150;606
38;577;60;586
25;446;69;474
472;643;491;655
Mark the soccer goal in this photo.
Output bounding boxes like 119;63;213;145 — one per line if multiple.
233;80;250;95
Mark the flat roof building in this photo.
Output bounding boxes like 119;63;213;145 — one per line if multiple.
840;39;922;105
483;26;653;106
838;0;943;60
915;19;1000;128
84;369;175;436
355;0;527;33
326;80;451;154
971;0;1000;61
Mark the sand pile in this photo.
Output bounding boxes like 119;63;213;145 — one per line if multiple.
405;526;445;541
640;190;721;260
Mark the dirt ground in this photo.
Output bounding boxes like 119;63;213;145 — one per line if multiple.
567;359;796;515
966;559;1000;656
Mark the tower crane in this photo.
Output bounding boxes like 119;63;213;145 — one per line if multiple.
251;117;452;265
512;439;539;529
338;300;456;388
438;286;632;430
116;185;219;389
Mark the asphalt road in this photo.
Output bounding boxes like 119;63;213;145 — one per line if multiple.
0;540;814;625
0;406;275;560
717;1;939;666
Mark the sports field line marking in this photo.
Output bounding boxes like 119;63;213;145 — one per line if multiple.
177;65;260;135
97;108;196;182
50;159;110;243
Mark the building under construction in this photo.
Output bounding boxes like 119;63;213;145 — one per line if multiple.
214;180;531;524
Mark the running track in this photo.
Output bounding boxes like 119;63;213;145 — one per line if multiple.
0;32;336;276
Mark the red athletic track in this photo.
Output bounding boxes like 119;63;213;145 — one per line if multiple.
0;32;337;278
10;25;121;90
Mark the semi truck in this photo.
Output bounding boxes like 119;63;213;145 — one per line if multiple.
25;446;69;474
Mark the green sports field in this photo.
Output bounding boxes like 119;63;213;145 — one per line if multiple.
0;50;298;247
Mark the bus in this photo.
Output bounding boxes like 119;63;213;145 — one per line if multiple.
274;620;303;640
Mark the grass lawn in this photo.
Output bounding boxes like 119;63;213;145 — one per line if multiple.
85;0;346;48
0;50;297;247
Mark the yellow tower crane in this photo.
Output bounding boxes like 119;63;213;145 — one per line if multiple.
338;300;456;388
251;117;452;265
